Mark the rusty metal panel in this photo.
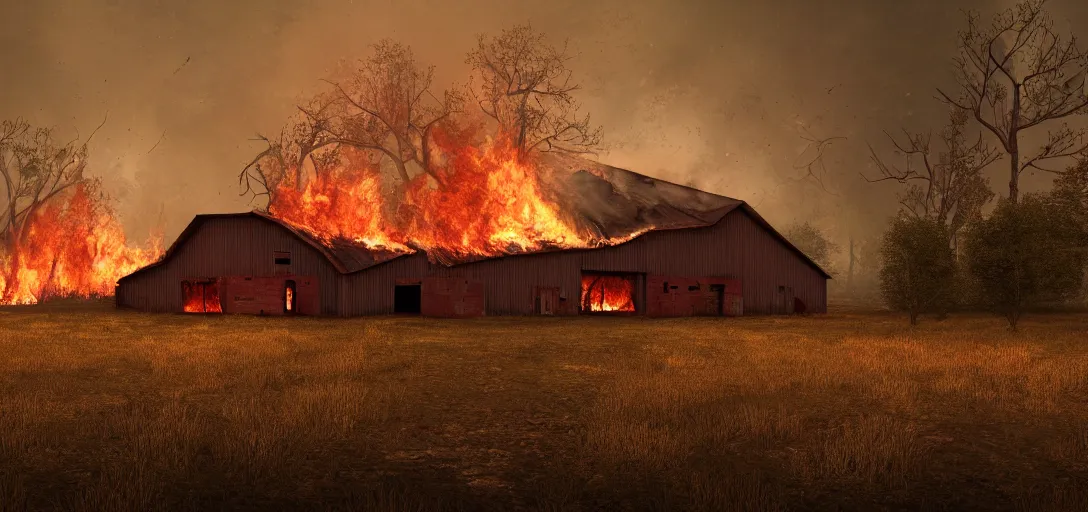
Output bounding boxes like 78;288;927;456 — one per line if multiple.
218;275;319;316
420;277;485;318
645;275;741;317
115;216;341;315
533;286;560;315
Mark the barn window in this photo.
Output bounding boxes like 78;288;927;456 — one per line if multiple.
274;251;291;266
688;285;700;291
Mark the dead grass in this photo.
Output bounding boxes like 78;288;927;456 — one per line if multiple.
0;303;1086;511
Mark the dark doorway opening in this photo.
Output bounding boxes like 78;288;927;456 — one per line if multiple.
284;280;297;314
708;284;726;316
394;284;422;314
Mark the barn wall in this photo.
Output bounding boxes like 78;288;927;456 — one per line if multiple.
339;208;828;316
338;252;584;316
115;217;341;314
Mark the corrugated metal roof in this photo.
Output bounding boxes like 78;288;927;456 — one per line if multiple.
119;155;831;282
426;154;830;279
539;152;743;238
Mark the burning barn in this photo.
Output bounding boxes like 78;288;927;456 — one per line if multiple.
115;154;829;317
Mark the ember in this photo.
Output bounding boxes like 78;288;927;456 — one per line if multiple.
0;183;163;305
581;274;636;312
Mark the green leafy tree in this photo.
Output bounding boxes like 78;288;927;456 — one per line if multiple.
784;221;839;275
964;195;1085;329
879;217;957;325
1051;159;1088;299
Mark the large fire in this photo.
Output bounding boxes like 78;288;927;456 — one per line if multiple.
182;280;222;313
0;182;163;305
581;275;636;312
268;130;616;261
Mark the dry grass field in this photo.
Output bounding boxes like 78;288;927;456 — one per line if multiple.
1;302;1087;511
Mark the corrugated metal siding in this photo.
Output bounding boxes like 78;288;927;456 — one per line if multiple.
339;208;827;315
115;217;341;314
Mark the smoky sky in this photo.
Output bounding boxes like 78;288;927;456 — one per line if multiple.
1;0;1087;255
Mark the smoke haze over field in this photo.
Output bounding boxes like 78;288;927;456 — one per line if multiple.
2;0;1087;262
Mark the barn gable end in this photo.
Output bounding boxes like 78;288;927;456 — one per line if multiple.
116;215;342;314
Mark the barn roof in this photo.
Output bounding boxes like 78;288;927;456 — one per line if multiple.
425;153;832;279
116;212;408;282
118;156;831;283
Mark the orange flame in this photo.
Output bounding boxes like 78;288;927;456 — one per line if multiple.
182;280;221;313
285;286;294;312
267;129;641;262
269;149;408;251
581;275;636;312
0;182;163;305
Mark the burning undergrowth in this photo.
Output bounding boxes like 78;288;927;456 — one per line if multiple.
0;181;163;305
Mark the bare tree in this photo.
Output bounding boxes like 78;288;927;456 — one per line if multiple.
937;0;1088;202
467;24;601;158
240;40;463;208
329;40;464;185
239;93;341;207
791;124;847;195
868;108;1000;249
0;117;103;301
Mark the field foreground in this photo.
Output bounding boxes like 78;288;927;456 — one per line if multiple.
1;304;1087;511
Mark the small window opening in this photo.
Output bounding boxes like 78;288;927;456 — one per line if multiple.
663;281;669;293
688;285;700;291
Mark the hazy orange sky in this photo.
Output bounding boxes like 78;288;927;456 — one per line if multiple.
1;0;1086;251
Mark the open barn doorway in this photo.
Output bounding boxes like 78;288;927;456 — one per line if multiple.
181;280;222;313
284;280;297;315
580;272;638;314
394;284;422;314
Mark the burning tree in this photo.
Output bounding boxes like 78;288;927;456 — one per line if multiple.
937;0;1088;203
240;40;465;206
239;93;342;206
466;24;601;158
327;40;466;186
867;108;1000;250
0;118;161;304
238;35;614;261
